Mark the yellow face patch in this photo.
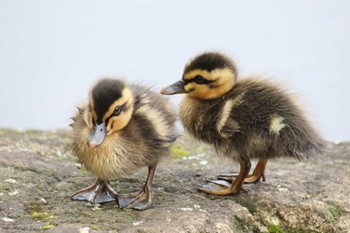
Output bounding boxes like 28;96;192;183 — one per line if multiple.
106;110;132;135
183;68;236;99
89;87;134;135
104;88;134;134
102;88;133;122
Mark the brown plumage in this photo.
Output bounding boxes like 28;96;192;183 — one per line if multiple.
161;52;326;195
71;78;177;210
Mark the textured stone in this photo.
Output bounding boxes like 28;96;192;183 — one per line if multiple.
0;129;349;232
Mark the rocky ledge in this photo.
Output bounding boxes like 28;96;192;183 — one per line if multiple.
0;129;349;233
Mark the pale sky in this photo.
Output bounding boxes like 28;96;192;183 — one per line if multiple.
0;0;349;141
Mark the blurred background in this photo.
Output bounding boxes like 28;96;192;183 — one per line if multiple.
0;0;349;141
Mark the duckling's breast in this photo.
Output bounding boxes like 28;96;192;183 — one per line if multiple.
71;114;161;180
73;128;136;180
179;96;230;147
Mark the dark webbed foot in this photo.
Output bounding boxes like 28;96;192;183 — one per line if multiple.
71;179;117;203
198;160;251;195
118;188;152;210
117;165;157;210
72;165;157;210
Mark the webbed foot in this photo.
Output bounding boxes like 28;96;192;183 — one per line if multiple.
198;161;251;196
71;179;117;204
117;165;157;210
118;188;152;210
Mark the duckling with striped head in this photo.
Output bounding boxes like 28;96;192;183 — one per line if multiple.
71;78;177;210
161;52;326;195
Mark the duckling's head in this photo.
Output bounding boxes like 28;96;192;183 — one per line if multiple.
86;78;134;148
161;52;237;99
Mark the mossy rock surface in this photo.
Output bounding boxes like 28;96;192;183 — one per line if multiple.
0;129;349;232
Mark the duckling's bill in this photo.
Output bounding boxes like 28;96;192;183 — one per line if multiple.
87;122;107;148
160;80;187;95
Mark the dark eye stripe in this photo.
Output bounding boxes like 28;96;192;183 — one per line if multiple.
194;75;215;85
103;103;128;125
103;103;128;124
183;75;216;85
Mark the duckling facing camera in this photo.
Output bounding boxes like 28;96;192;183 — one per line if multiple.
161;52;326;196
71;78;177;210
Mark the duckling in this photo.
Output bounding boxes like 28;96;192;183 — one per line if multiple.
161;52;326;196
71;78;177;210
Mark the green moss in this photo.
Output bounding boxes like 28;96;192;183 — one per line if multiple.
43;223;54;230
91;226;102;230
80;166;88;175
31;211;50;220
31;211;56;221
170;145;191;159
268;224;285;233
31;211;57;230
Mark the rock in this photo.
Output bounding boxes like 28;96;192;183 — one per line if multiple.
0;129;349;232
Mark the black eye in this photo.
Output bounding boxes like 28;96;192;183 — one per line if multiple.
193;75;208;84
114;106;122;116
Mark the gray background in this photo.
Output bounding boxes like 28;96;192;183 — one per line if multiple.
0;0;348;141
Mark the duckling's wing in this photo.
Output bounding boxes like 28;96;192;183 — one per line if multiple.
217;118;240;138
146;135;177;151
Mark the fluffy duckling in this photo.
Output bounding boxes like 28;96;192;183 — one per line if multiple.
161;52;326;196
71;78;177;210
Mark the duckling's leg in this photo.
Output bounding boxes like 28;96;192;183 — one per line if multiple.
244;159;267;183
198;160;251;195
117;165;156;210
71;179;117;204
217;159;268;184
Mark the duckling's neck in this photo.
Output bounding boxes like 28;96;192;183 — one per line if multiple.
179;95;219;139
